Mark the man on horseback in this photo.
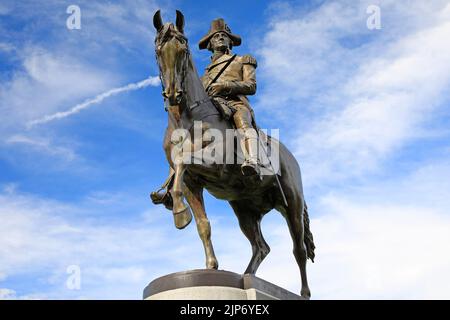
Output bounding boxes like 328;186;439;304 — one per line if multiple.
151;18;261;210
199;18;260;177
150;11;314;298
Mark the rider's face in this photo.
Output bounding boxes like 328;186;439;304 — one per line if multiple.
209;32;231;52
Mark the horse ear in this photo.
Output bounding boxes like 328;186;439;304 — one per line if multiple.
175;10;185;34
153;10;163;31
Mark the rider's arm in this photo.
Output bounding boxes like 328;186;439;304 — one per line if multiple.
223;55;257;96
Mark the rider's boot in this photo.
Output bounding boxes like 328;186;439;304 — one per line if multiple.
240;128;261;177
150;189;173;210
150;168;191;229
150;169;175;211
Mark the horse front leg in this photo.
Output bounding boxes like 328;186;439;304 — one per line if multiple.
170;160;192;229
184;185;218;269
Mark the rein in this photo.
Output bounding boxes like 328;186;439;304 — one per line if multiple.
156;26;221;148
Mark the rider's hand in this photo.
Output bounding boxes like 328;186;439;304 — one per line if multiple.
208;82;232;96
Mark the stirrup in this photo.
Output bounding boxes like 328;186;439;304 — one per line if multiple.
241;159;260;176
150;188;173;210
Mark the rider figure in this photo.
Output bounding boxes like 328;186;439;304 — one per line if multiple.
151;18;260;210
199;18;260;177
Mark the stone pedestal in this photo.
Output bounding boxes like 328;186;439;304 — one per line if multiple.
143;269;303;300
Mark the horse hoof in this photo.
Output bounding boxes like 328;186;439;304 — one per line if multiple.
301;288;311;300
173;206;192;229
206;258;218;269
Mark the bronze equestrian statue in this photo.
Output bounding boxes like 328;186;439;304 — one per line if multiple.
150;10;315;299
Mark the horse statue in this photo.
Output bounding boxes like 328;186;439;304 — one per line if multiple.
151;10;315;299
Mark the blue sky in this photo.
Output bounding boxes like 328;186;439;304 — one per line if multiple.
1;0;450;299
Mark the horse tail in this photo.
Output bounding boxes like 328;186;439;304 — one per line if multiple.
303;202;316;262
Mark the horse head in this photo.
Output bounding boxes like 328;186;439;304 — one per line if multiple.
153;10;190;111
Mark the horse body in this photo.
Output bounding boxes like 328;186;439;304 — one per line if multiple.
153;11;314;298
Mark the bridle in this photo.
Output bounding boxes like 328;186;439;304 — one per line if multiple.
155;25;190;112
155;25;213;115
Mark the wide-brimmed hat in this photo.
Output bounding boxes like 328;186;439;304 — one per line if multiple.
198;18;241;50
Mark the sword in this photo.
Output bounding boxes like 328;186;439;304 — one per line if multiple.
256;128;289;208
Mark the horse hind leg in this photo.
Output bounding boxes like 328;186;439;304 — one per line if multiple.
183;185;218;269
279;196;311;299
229;200;270;274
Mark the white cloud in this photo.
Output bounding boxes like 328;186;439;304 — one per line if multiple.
2;157;450;300
0;188;250;299
256;0;450;185
5;135;77;162
2;0;450;301
255;160;450;299
0;288;17;299
309;196;450;299
0;0;170;129
80;0;162;54
0;42;15;52
2;0;162;54
0;48;117;167
0;0;173;169
253;1;450;296
0;48;116;130
0;0;169;162
0;190;160;299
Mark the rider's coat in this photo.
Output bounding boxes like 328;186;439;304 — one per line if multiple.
201;52;257;114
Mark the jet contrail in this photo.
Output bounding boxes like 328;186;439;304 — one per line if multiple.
27;75;161;127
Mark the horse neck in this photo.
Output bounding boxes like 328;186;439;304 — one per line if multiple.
167;53;218;131
185;55;209;107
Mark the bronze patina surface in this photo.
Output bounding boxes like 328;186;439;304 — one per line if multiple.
150;10;315;299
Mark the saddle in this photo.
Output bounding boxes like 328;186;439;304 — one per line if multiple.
211;96;235;122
